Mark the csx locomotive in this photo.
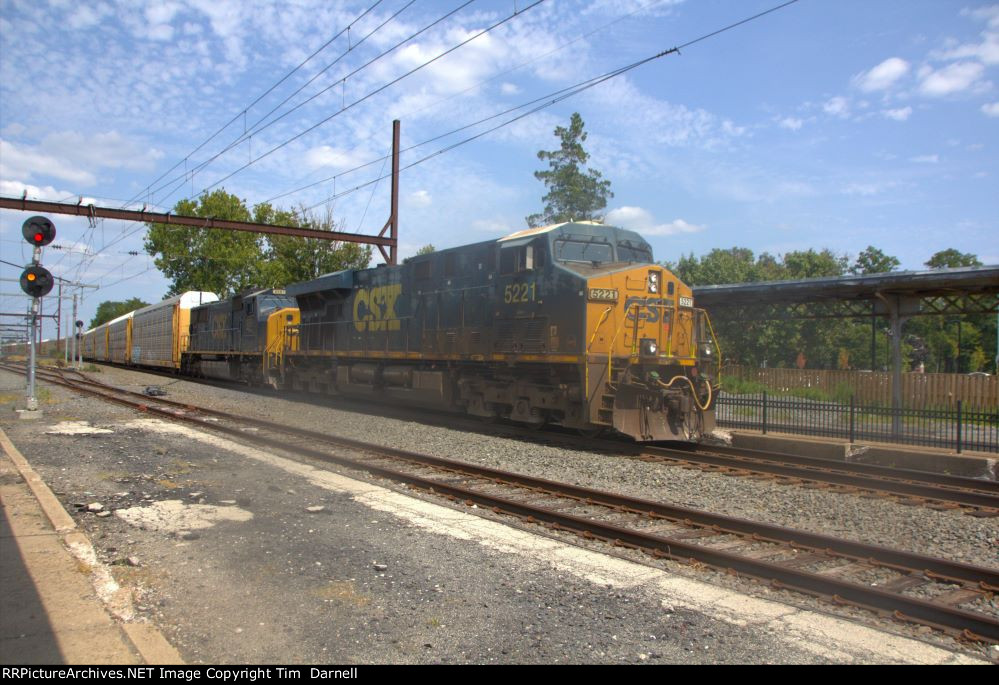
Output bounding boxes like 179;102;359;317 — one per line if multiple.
79;221;719;441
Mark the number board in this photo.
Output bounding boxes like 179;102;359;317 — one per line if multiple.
588;288;618;302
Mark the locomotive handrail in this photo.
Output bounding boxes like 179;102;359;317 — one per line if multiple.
606;302;641;391
585;306;614;400
696;307;723;388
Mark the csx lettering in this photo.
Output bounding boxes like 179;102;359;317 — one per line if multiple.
211;312;228;340
354;284;402;332
624;296;669;324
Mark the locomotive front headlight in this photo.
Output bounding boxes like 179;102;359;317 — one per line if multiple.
640;337;658;357
648;271;660;294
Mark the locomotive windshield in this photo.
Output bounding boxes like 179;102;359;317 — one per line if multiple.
554;238;614;264
617;241;653;263
553;237;652;265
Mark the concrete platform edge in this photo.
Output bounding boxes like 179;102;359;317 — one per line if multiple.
727;430;998;480
0;426;183;665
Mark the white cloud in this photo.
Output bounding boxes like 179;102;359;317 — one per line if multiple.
918;61;989;96
67;3;112;30
936;7;999;65
823;96;850;118
909;154;939;164
146;2;182;26
302;145;370;171
471;218;514;234
0;138;96;185
500;82;520;95
409;190;432;207
882;106;912;121
843;181;897;196
721;120;746;137
963;5;999;28
853;57;910;91
778;117;803;131
982;101;999;117
0;180;80;202
605;206;704;236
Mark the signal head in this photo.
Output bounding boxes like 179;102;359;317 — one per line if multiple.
20;265;54;298
22;216;56;247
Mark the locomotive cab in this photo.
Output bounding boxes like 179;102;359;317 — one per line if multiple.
500;221;718;440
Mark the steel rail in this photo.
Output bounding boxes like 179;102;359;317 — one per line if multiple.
639;445;999;511
12;363;999;642
8;360;997;512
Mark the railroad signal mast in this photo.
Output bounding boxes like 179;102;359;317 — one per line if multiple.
19;216;55;414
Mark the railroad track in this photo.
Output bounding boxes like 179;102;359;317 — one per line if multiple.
635;443;999;514
7;361;999;514
6;362;999;644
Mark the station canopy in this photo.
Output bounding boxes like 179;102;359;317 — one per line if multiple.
692;265;999;320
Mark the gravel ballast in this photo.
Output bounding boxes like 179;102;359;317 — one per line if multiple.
1;364;995;663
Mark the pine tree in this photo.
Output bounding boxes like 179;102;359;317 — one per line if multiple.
526;113;613;228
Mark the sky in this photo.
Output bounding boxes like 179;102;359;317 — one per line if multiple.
1;0;997;340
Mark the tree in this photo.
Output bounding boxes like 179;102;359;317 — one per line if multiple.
925;248;982;269
144;189;265;298
526;112;613;228
89;298;150;328
259;205;371;285
145;192;371;297
912;248;991;373
851;246;900;275
416;244;436;255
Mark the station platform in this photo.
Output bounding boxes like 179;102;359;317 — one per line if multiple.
0;428;181;665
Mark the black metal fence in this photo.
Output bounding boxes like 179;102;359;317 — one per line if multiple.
715;393;999;454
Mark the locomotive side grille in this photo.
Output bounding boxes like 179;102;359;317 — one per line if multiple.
494;318;548;354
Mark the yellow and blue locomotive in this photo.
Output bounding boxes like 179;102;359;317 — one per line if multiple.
281;221;718;441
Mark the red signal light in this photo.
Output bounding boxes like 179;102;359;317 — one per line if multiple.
22;216;56;247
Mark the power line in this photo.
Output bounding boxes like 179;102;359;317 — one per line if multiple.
147;0;472;207
264;0;674;205
295;0;803;213
127;0;389;209
191;1;546;200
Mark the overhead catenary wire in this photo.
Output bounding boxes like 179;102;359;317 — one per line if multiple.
146;0;475;207
189;0;547;201
264;0;674;206
126;0;389;209
292;0;802;214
